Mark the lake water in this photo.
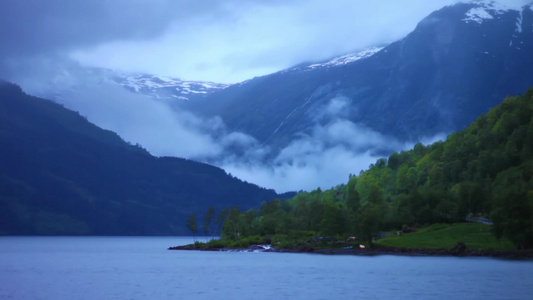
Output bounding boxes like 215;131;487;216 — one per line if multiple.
1;237;532;300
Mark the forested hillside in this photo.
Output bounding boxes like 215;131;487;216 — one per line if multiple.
0;81;289;235
214;89;533;249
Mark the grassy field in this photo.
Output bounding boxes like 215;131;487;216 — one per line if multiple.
375;223;515;250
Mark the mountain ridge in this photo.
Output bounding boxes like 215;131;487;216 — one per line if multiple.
0;81;291;235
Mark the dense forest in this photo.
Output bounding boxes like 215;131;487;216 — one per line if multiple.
198;89;533;249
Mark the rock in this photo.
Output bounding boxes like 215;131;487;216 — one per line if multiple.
451;241;467;255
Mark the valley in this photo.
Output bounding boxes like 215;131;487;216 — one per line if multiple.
1;1;532;240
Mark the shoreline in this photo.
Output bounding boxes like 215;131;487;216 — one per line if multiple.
168;244;533;259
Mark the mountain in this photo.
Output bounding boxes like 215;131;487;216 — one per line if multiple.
27;66;228;103
111;72;229;101
181;1;533;154
0;81;290;235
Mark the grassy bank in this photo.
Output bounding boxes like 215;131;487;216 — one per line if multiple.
375;223;515;250
175;223;516;253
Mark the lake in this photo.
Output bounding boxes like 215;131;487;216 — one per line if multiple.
1;237;532;299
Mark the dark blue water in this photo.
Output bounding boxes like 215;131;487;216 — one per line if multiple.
1;237;532;299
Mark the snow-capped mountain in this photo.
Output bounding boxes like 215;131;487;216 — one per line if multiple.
287;47;384;72
117;48;385;99
112;73;229;101
28;65;229;103
463;0;532;24
182;0;533;154
306;47;384;69
111;48;384;100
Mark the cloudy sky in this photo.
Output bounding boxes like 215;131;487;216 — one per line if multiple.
2;0;531;83
1;0;530;192
0;0;476;83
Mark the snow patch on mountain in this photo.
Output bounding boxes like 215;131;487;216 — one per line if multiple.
306;47;384;69
285;47;383;74
113;73;229;100
462;0;526;24
464;7;494;23
516;9;524;33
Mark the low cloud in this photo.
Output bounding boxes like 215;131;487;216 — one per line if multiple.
222;146;380;193
9;58;256;161
221;125;447;193
220;97;415;192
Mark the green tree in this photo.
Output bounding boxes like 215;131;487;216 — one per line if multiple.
394;194;415;227
215;208;229;234
395;165;411;193
292;195;311;231
320;202;346;236
357;203;382;247
186;213;198;241
308;199;324;232
491;166;533;249
203;206;215;241
345;178;361;213
356;185;386;246
222;207;242;240
388;152;401;170
345;178;361;234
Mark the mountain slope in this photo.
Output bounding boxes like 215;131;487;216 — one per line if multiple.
0;81;288;235
111;72;229;101
183;1;533;153
32;66;229;103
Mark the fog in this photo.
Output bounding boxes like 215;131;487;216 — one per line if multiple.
220;98;446;192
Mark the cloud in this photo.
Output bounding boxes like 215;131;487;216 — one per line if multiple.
8;58;259;161
70;0;463;83
220;124;448;193
0;0;463;83
3;1;530;83
222;148;379;193
0;0;238;57
220;97;420;192
66;88;225;159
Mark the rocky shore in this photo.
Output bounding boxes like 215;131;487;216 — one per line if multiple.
168;243;533;259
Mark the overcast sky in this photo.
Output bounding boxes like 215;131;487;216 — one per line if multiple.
0;0;478;83
2;0;530;83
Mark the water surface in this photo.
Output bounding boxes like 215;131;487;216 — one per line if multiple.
1;236;532;299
